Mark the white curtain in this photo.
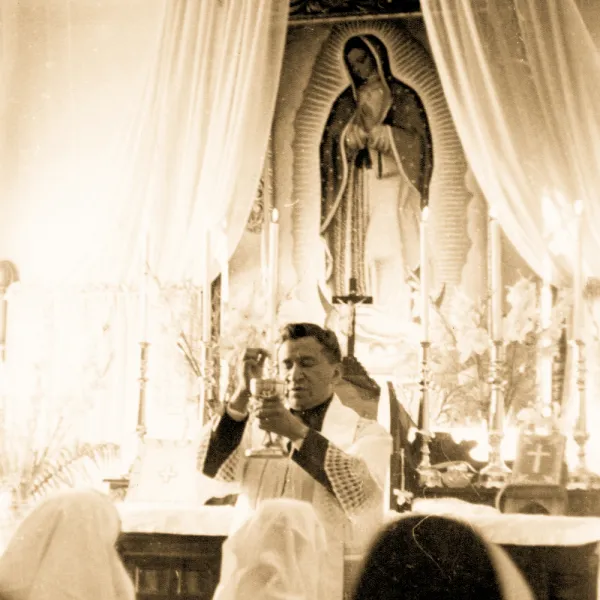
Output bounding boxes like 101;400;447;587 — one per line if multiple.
109;0;289;285
422;0;600;470
422;0;600;286
0;0;288;456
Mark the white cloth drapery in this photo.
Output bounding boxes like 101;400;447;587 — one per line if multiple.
111;0;288;285
421;0;600;467
0;0;288;450
422;0;600;287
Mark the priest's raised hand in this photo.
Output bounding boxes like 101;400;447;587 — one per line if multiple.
254;396;309;444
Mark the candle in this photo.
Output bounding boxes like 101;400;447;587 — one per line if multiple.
220;223;229;307
573;201;583;340
489;211;502;340
267;208;279;350
540;255;552;329
540;255;553;407
140;232;149;342
202;232;212;343
420;207;430;342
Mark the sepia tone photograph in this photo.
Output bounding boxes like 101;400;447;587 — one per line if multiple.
1;0;600;599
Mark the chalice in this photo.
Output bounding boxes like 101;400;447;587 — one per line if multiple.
244;376;288;458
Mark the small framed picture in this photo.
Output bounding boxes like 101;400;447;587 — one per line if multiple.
512;431;566;485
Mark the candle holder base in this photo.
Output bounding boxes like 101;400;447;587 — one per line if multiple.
479;462;511;489
417;464;443;488
567;432;599;490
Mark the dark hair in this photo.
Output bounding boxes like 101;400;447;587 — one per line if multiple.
352;516;503;600
278;323;342;364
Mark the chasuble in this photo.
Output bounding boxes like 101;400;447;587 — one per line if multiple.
197;394;392;600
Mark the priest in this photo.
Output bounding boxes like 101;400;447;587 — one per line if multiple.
197;322;392;600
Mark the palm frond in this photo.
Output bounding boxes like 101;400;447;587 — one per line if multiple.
15;442;119;504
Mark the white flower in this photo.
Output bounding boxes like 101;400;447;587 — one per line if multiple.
456;327;489;363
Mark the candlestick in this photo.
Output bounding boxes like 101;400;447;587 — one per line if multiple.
479;340;511;488
567;339;594;489
416;340;441;488
137;341;149;439
489;212;502;340
420;207;430;342
573;201;583;340
267;208;279;351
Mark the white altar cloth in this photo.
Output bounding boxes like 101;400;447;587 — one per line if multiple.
116;498;600;548
396;498;600;547
116;503;235;537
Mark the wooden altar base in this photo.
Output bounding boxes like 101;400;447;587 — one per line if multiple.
117;533;226;600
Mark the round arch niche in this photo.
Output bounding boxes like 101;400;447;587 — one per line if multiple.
290;20;471;332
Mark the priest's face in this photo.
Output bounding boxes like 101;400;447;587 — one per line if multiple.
278;336;341;410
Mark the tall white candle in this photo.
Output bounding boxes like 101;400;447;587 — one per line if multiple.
540;254;553;407
573;201;583;340
420;207;430;342
140;232;149;342
268;208;279;350
220;223;229;308
202;232;212;343
489;211;503;340
541;255;552;329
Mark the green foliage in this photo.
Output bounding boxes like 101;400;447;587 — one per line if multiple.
0;407;120;508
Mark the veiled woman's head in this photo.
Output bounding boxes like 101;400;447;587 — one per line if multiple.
343;35;392;86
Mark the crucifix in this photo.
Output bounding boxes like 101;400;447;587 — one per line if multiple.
332;278;373;358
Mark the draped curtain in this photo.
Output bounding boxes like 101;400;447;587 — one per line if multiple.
0;0;288;460
422;0;600;468
422;0;600;287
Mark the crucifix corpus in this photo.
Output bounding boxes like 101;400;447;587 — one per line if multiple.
332;278;373;358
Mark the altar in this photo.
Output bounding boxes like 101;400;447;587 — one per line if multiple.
115;500;600;600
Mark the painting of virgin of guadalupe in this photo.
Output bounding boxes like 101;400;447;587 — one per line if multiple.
320;34;433;311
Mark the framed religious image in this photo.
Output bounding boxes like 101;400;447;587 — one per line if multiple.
511;431;566;485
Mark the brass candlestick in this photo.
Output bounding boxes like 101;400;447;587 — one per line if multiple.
136;341;150;440
200;340;214;423
479;340;511;488
417;341;442;488
567;340;596;488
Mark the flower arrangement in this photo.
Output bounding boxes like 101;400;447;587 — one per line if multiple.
429;277;570;428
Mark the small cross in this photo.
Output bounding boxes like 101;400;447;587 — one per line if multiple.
332;278;373;358
526;444;552;474
158;465;178;484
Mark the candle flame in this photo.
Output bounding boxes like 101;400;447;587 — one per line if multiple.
271;208;279;223
421;206;429;222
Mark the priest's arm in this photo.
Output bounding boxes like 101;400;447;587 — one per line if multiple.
197;400;392;518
